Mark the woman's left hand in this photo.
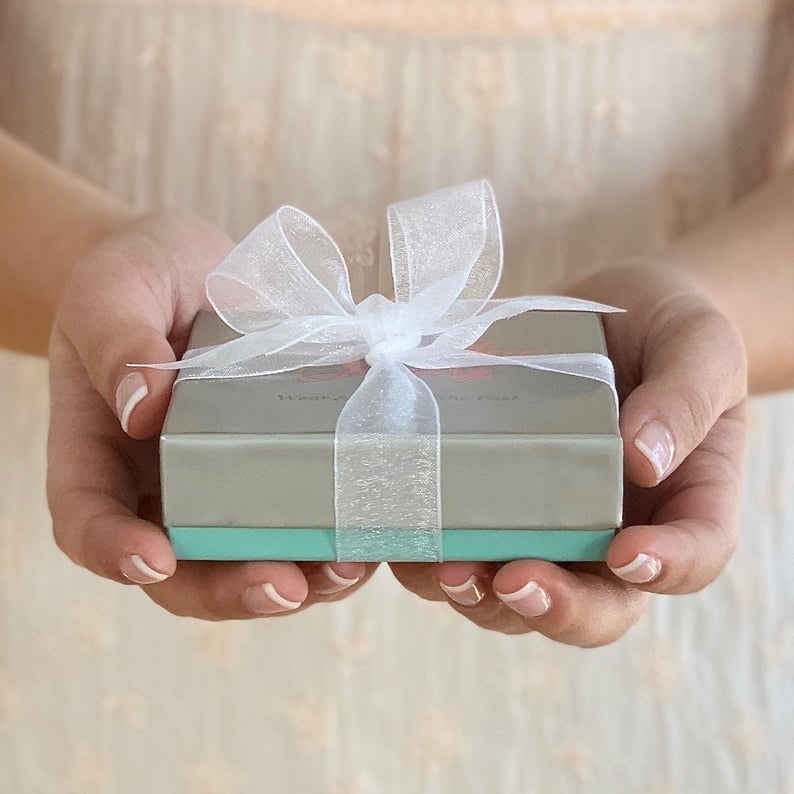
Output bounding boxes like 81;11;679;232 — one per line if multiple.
389;263;748;644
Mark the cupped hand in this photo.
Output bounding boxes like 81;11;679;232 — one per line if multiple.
389;263;747;644
47;212;378;620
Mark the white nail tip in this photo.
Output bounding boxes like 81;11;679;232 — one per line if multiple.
497;580;542;603
439;575;479;595
633;422;675;481
634;437;665;480
609;553;662;583
127;554;169;583
261;582;302;610
321;563;360;588
610;553;652;577
120;383;148;434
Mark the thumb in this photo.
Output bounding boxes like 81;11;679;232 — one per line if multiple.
620;303;747;488
59;298;180;439
55;213;234;439
111;333;179;440
55;259;186;441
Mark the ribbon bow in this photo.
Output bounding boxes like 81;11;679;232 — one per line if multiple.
144;181;621;561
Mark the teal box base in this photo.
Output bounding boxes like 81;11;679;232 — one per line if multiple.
167;527;616;562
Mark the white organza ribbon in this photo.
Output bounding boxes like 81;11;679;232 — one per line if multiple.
143;181;622;561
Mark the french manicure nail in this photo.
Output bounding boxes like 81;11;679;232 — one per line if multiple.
313;563;361;595
495;580;551;618
120;554;170;584
115;372;148;434
634;421;675;481
610;553;662;584
440;574;485;607
244;583;303;614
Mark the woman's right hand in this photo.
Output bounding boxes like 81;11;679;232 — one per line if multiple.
47;211;378;620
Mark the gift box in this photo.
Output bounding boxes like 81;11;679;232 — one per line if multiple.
147;180;624;563
161;308;622;562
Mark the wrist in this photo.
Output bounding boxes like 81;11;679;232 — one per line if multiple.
14;202;139;357
0;130;140;355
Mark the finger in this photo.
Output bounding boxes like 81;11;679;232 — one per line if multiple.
57;215;233;439
48;321;375;620
148;561;382;620
48;332;317;619
148;560;381;620
303;561;369;598
106;335;177;441
435;562;539;635
47;329;178;581
619;299;746;487
492;560;650;646
388;562;449;602
391;560;647;644
390;561;530;635
391;562;521;630
607;403;746;594
434;561;495;607
143;559;309;620
58;264;179;440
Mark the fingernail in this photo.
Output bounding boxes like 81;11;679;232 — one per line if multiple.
610;553;662;584
243;583;303;614
634;421;675;481
495;580;551;618
115;372;148;434
312;563;362;595
440;574;485;607
120;554;170;584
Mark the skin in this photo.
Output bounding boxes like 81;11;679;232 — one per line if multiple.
47;211;379;618
3;129;794;639
390;266;748;642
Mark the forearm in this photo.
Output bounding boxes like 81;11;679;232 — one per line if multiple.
663;166;794;394
0;129;136;355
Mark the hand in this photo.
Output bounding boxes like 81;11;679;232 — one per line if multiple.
389;263;747;644
47;212;378;620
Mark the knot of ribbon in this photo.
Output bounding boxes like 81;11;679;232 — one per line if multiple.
354;294;424;366
141;180;622;561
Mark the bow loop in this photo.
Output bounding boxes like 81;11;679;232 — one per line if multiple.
207;206;355;334
388;180;502;328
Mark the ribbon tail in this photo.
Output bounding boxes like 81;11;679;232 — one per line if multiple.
406;348;619;411
129;316;363;380
388;181;501;327
334;362;442;562
502;352;618;410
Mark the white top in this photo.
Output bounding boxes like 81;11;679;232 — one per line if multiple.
0;1;792;791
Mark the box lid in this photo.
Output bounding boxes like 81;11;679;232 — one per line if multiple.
163;310;618;437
